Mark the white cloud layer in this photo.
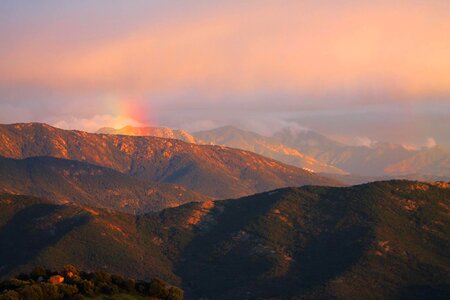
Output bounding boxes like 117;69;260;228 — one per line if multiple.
425;137;437;148
50;115;143;133
354;136;377;148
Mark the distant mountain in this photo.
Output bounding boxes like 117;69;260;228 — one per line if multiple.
0;156;210;213
385;146;450;177
193;126;347;174
97;124;449;178
273;127;418;176
97;125;197;143
273;126;347;157
0;123;339;199
1;180;449;299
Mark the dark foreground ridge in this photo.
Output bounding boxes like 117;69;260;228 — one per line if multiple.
0;180;449;299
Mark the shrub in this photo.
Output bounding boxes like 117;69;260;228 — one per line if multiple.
76;280;94;296
97;282;119;295
0;290;20;300
124;279;135;292
39;283;63;300
61;265;79;278
0;266;184;299
16;273;29;281
136;281;149;294
0;279;28;290
58;283;79;298
148;278;170;298
19;284;44;300
93;271;112;285
168;286;184;300
30;267;47;280
111;274;125;287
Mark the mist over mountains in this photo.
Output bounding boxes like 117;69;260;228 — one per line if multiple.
0;123;339;201
97;124;450;180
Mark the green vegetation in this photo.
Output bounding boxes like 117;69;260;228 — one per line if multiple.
1;180;449;299
0;156;210;213
0;265;183;300
153;180;450;299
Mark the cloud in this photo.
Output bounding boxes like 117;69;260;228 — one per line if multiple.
402;137;438;150
0;103;35;123
177;119;220;133
160;111;311;136
243;120;309;136
401;144;419;151
425;137;437;148
354;136;377;148
1;0;450;109
0;1;449;148
50;114;144;132
278;122;309;134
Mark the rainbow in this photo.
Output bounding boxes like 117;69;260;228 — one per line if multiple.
104;94;155;129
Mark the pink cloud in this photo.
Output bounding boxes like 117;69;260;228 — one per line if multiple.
1;1;449;103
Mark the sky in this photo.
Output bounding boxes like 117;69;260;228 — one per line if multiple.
0;0;449;147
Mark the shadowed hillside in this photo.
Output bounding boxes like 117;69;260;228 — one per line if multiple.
0;156;210;213
0;194;179;284
1;180;449;299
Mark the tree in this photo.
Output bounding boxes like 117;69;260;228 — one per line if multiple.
30;267;47;280
168;286;184;300
0;290;20;300
39;283;63;300
61;265;79;278
19;284;44;300
148;278;170;298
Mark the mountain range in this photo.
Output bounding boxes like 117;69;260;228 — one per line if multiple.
384;146;450;177
97;125;449;179
98;125;345;174
272;127;416;176
200;126;450;178
1;180;449;299
0;123;339;200
0;122;448;299
193;126;346;174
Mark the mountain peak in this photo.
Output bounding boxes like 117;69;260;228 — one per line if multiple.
9;122;56;130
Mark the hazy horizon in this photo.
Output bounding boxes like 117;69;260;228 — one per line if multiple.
1;0;449;147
